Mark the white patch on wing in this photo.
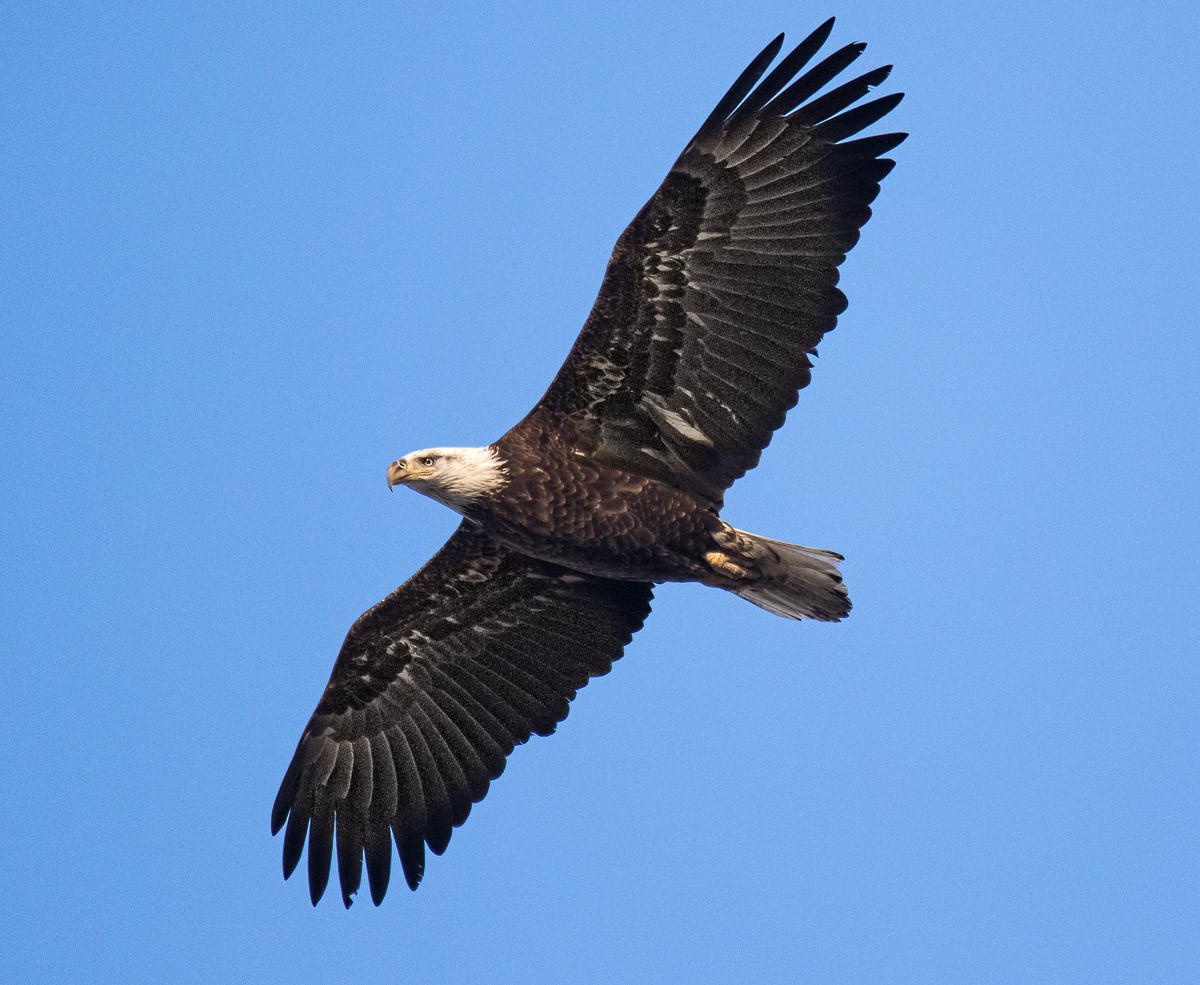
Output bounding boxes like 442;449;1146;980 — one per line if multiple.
527;571;585;585
584;353;626;395
642;392;713;448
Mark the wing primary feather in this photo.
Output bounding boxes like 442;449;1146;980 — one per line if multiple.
788;65;893;128
335;809;364;908
727;18;836;127
764;42;867;117
308;739;340;790
381;723;423;837
383;725;428;890
364;732;397;904
271;756;302;835
326;739;355;802
394;819;426;891
401;717;454;856
417;690;492;801
368;731;398;818
812;93;906;142
281;803;309;880
688;34;785;148
409;699;474;829
334;737;373;907
349;734;375;811
835;131;908;159
364;819;393;906
306;788;336;905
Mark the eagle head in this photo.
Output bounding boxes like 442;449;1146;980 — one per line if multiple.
386;446;507;513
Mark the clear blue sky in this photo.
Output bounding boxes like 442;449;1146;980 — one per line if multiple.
3;2;1197;982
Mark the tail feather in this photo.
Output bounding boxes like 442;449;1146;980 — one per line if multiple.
726;528;851;622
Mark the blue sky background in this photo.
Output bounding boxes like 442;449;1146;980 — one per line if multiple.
3;1;1197;981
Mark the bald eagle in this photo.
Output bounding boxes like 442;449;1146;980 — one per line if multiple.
273;18;905;907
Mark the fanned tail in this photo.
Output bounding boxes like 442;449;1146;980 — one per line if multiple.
725;529;851;622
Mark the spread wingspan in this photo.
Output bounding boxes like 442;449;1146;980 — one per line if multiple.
526;19;905;506
272;523;653;906
275;19;903;906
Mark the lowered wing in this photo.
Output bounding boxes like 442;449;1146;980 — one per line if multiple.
525;19;905;507
272;524;653;906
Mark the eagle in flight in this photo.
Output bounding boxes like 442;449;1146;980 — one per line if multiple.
273;18;905;906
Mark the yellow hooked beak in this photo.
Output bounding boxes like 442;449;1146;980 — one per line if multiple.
386;460;409;489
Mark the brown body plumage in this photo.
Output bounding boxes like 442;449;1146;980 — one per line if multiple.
273;18;905;908
480;418;726;585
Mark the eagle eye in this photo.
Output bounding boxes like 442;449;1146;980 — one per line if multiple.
420;456;435;467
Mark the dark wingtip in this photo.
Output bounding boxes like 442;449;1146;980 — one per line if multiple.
727;18;844;129
395;824;426;891
807;17;837;54
426;828;452;857
365;827;393;905
764;41;868;118
307;828;333;905
868;64;894;87
271;761;300;835
281;809;308;880
687;31;788;149
308;869;329;906
403;862;424;892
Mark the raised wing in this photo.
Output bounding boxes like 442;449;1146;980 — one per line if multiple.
271;524;653;906
527;19;905;506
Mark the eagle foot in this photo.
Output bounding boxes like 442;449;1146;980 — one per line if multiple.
704;550;753;580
